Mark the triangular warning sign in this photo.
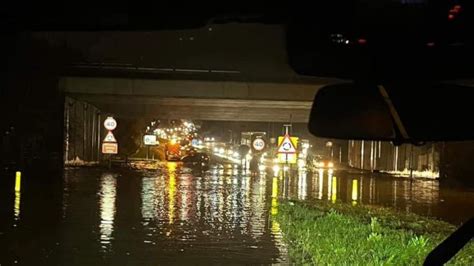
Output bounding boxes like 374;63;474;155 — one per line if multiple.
277;134;296;154
103;131;117;143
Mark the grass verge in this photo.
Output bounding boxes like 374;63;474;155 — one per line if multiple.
275;200;474;265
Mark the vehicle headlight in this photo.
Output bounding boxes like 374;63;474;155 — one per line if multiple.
328;162;334;168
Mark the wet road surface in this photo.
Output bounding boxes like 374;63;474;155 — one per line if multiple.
284;168;474;225
1;163;285;265
1;163;474;265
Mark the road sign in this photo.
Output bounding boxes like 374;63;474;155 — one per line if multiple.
103;131;117;143
252;138;266;151
278;153;297;164
102;143;118;154
277;135;297;154
144;135;158;145
104;117;117;131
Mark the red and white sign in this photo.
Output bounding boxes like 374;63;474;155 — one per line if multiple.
252;138;266;151
104;117;117;131
102;143;118;154
103;131;117;143
277;134;297;154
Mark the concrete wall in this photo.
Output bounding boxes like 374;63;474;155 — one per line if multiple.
64;97;103;162
348;140;439;173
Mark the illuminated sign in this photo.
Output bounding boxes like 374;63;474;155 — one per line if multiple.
252;138;266;151
144;135;158;146
103;117;117;131
103;131;117;143
277;135;297;154
102;143;118;154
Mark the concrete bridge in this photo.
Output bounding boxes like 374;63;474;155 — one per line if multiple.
61;76;328;122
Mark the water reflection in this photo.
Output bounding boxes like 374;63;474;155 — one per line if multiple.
14;191;21;223
13;171;21;225
99;173;117;249
4;164;473;264
271;177;279;216
141;176;157;221
297;170;307;200
130;163;286;263
283;169;459;222
270;176;282;250
168;162;177;225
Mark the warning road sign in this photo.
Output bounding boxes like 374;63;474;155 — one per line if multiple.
103;131;117;143
277;134;297;153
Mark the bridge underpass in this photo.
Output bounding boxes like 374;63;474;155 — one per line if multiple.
70;95;312;122
61;76;326;122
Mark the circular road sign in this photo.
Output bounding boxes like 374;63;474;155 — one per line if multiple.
104;117;117;131
252;138;266;151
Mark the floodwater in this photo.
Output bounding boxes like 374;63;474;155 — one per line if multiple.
1;163;285;265
283;168;474;225
1;162;474;265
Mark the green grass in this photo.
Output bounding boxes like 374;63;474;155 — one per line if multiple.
275;200;474;265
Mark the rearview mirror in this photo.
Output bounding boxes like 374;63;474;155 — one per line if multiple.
308;83;396;141
308;82;474;142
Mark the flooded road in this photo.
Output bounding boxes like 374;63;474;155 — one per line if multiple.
1;163;474;265
283;168;474;225
1;163;286;265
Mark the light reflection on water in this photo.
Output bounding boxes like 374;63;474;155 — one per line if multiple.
82;163;287;263
282;169;472;223
99;173;117;249
3;165;474;264
13;191;21;224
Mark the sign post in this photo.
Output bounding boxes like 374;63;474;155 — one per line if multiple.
102;117;118;167
143;135;158;160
